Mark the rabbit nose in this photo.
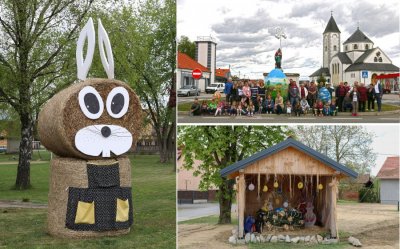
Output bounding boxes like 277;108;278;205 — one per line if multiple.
101;126;111;138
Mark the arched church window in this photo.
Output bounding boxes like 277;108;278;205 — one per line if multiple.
345;45;348;51
353;44;358;49
378;57;382;62
325;46;327;52
374;57;377;62
333;45;337;51
365;44;369;50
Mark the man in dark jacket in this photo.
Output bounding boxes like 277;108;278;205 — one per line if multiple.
335;82;347;112
358;83;368;112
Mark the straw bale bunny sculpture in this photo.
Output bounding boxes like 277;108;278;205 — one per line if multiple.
38;18;142;238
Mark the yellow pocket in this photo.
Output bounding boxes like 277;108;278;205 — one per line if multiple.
75;201;95;224
116;198;129;222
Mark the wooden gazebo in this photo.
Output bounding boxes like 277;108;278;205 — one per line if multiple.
220;138;357;239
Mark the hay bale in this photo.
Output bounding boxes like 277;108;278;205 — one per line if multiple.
47;156;132;238
38;78;142;160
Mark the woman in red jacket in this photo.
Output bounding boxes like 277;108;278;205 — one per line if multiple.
358;83;368;112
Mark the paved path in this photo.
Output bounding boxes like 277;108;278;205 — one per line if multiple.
0;200;47;209
178;203;237;222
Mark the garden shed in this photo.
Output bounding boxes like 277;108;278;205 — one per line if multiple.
220;138;357;239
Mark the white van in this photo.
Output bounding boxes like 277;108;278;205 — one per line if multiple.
205;82;225;94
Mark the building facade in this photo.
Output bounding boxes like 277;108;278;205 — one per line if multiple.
377;156;399;205
310;15;399;88
177;52;211;92
195;36;217;87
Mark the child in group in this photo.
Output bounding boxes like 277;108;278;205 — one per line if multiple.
201;100;208;115
300;97;310;115
323;102;330;116
350;87;360;116
330;99;338;116
237;102;242;116
294;102;302;116
215;100;224;116
229;101;237;116
264;94;274;114
315;99;324;117
285;100;292;116
256;95;263;114
247;101;255;116
241;102;248;116
208;99;217;114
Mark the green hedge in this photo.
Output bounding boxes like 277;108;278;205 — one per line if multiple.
358;186;380;203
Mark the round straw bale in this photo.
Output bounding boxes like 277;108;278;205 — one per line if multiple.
47;156;132;238
38;78;142;160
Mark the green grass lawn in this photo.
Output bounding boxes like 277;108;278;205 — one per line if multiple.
0;154;176;249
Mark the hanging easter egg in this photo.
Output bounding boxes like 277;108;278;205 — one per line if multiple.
273;180;279;188
318;183;323;190
283;201;289;208
263;185;268;192
298;182;304;189
248;183;255;191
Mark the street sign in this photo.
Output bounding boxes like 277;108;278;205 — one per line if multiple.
362;71;368;78
192;68;202;79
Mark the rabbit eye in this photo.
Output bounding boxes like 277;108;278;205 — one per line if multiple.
106;87;129;118
78;86;104;119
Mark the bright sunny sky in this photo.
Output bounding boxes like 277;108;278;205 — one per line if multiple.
177;0;400;79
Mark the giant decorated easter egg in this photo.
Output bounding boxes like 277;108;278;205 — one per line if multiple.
264;68;288;100
318;87;331;103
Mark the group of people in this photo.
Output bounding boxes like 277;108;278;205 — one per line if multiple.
190;78;385;117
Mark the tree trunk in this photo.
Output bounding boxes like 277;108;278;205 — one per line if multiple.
218;178;235;224
159;137;169;163
15;113;34;189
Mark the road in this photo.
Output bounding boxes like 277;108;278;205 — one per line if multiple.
178;203;237;222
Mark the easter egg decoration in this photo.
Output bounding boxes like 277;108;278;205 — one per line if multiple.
318;184;324;190
248;183;255;191
263;185;269;192
273;180;279;188
298;182;304;189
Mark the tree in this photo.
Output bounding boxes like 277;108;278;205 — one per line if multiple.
291;126;376;174
178;126;287;224
101;0;176;163
177;35;195;59
0;0;94;189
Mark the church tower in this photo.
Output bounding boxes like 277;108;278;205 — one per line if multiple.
323;14;341;68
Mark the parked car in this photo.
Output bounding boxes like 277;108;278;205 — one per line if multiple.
177;85;200;97
0;146;6;153
205;82;225;94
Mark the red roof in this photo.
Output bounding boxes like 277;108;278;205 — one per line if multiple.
178;52;209;72
216;68;230;78
377;156;400;179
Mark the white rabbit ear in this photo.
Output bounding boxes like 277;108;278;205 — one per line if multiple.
76;18;95;80
98;19;114;79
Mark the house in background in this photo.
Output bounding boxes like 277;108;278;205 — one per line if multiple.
177;148;217;204
177;52;211;92
376;156;399;205
215;68;231;82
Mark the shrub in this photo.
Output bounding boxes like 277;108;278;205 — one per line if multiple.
359;186;380;203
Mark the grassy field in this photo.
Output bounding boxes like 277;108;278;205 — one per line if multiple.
0;154;176;249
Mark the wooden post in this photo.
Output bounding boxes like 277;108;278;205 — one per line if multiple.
238;170;245;238
329;176;339;239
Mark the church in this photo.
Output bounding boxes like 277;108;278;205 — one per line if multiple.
310;14;399;89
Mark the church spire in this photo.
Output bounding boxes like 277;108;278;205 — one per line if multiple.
323;15;341;34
